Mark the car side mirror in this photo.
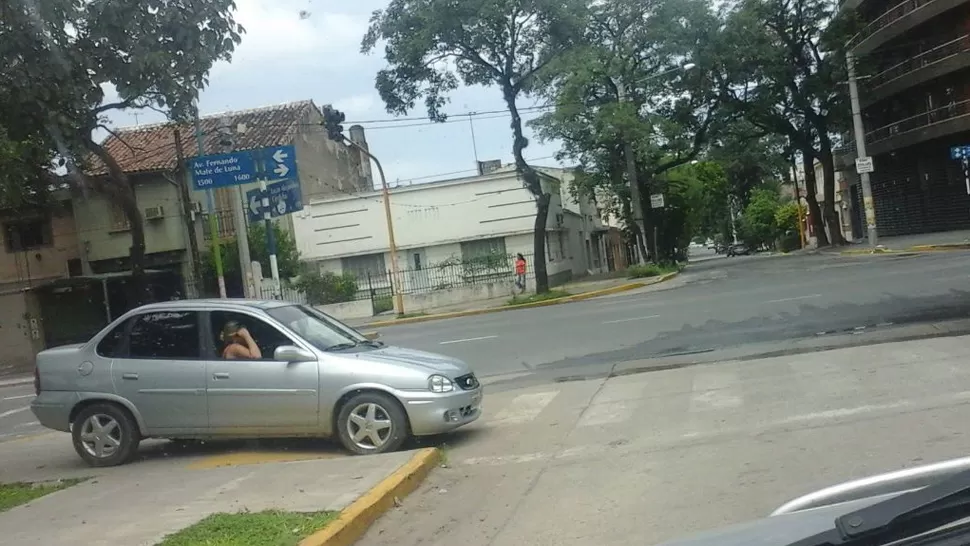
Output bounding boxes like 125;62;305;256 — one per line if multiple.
363;331;380;341
273;345;317;362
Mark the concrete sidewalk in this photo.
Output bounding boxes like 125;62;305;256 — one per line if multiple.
0;431;439;546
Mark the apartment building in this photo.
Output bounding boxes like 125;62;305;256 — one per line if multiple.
839;0;970;236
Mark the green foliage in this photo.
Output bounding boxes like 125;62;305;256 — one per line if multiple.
0;478;86;513
204;222;301;292
157;510;337;546
627;263;678;279
774;201;803;252
373;296;394;315
738;189;783;249
291;272;358;306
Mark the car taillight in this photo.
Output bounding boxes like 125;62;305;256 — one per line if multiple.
34;367;40;395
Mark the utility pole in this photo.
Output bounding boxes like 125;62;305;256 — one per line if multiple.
323;104;405;315
790;151;807;249
847;52;879;247
616;81;649;264
193;100;227;298
173;128;204;294
216;117;255;297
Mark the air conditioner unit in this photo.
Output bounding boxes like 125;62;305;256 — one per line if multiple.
144;205;164;220
192;202;203;213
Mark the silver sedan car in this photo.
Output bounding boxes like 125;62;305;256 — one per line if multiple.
30;299;483;467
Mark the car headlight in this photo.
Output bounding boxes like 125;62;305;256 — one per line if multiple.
428;374;454;393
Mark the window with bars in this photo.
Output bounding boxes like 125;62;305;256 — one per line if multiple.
459;238;507;261
341;253;386;281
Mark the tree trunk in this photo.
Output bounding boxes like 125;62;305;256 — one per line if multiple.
503;85;549;293
817;139;845;245
174;128;204;295
800;150;829;247
84;138;151;304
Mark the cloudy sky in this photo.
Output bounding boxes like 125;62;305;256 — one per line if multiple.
107;0;568;187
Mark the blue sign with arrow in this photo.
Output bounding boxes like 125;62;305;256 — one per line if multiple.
190;145;299;191
951;145;970;160
247;178;303;224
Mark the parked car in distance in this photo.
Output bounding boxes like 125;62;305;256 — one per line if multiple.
31;300;483;467
726;243;752;257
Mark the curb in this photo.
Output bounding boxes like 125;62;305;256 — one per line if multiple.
366;272;679;328
299;447;442;546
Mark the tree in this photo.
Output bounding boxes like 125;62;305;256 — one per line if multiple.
715;0;852;246
739;188;782;249
206;222;301;296
530;0;722;262
361;0;587;293
4;0;244;302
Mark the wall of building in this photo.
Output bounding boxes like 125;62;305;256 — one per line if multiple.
0;200;80;286
0;290;44;375
292;171;565;262
74;174;195;263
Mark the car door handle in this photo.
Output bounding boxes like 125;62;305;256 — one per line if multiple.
213;372;230;380
122;373;139;380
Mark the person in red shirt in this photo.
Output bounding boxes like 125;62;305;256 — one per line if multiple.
514;253;527;293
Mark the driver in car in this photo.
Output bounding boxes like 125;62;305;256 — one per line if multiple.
220;321;262;359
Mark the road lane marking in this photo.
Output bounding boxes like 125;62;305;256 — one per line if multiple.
3;394;35;401
602;315;660;324
439;335;498;345
13;421;38;429
764;294;822;304
0;406;31;419
489;391;558;425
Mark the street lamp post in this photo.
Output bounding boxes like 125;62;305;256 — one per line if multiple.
617;63;696;264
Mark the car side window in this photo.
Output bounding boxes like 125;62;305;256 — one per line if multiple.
210;311;294;360
127;311;201;360
95;319;129;358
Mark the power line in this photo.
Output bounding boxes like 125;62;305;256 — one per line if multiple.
345;104;552;125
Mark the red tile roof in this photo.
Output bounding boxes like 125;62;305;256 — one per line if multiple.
89;100;317;175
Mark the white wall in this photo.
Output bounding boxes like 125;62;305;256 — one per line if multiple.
291;170;564;261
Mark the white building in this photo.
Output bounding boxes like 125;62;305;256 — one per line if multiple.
289;165;610;316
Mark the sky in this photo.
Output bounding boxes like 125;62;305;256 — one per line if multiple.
104;0;569;188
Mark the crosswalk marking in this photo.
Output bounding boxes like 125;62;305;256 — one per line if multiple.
688;368;742;412
576;400;635;428
488;391;559;426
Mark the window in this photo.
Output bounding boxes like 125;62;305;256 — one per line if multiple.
128;311;200;359
96;319;130;358
109;202;130;231
460;238;506;261
341;253;386;281
266;305;363;353
3;217;52;252
210;311;294;360
413;253;422;270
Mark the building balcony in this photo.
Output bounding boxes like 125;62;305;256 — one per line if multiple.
848;0;969;56
865;98;970;155
863;34;970;106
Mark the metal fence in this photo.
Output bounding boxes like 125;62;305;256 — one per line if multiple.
177;252;537;316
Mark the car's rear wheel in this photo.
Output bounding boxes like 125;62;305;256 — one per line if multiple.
71;403;140;467
336;392;408;455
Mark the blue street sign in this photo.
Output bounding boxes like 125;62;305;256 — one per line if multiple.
951;145;970;160
190;145;299;191
246;178;303;224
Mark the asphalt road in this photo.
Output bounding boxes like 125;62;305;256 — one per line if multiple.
375;251;970;382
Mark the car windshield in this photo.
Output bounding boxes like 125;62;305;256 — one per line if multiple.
265;304;365;351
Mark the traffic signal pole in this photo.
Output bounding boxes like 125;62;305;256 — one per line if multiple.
322;105;405;315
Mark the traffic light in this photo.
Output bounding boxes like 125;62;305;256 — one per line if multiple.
322;105;346;142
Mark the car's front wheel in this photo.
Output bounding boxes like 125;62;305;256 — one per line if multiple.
336;392;409;455
71;403;141;467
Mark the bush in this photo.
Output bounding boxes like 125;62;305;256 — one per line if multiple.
291;271;358;305
627;264;664;278
373;296;394;314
